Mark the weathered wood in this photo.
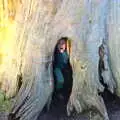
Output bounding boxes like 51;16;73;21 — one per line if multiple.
0;0;119;120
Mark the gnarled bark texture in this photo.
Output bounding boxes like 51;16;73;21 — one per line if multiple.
0;0;119;120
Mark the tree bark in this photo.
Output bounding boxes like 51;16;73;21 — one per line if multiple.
0;0;119;120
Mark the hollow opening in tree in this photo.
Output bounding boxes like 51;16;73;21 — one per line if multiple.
52;37;73;104
98;44;108;89
98;44;117;107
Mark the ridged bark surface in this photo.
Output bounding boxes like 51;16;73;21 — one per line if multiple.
0;0;119;120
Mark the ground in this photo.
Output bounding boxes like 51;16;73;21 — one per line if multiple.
38;91;120;120
0;91;120;120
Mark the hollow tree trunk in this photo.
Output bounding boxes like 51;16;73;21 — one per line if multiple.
0;0;119;120
107;0;120;97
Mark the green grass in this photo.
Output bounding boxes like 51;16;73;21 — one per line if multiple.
0;90;11;112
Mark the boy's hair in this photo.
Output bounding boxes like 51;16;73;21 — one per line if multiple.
58;37;68;42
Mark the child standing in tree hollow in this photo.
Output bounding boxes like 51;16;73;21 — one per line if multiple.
53;37;72;100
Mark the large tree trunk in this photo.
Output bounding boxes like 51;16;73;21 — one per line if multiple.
0;0;119;120
107;0;120;96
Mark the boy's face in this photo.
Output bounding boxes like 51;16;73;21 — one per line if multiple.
58;40;66;53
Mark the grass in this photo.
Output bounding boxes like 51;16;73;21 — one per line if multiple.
0;90;11;112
